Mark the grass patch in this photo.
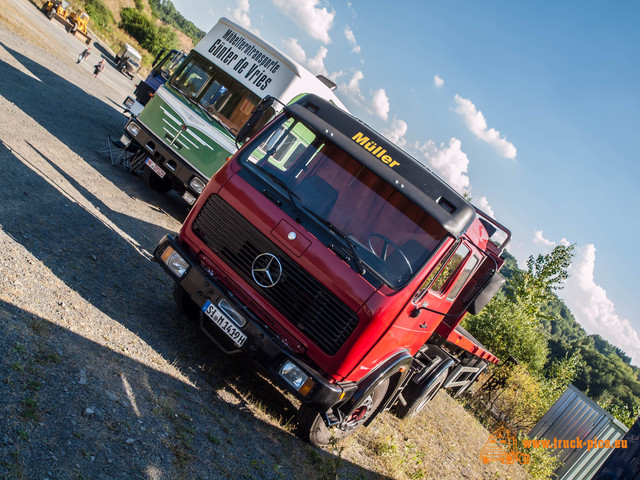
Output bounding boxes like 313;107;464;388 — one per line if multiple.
305;445;344;480
21;396;40;421
11;362;24;372
29;318;50;336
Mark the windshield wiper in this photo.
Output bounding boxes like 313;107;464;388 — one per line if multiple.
195;103;236;136
173;85;236;137
299;208;366;275
247;163;366;275
250;163;303;221
173;85;196;105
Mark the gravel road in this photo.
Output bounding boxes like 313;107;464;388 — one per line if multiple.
0;1;389;479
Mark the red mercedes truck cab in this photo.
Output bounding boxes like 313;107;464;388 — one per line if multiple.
154;94;511;446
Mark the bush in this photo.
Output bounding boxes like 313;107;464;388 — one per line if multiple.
83;0;114;29
119;7;178;57
520;436;562;480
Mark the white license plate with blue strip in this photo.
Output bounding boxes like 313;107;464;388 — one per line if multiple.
202;300;247;347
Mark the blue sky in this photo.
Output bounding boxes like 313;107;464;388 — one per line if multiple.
170;0;640;364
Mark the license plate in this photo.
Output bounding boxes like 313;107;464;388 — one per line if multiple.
202;300;247;347
145;157;166;178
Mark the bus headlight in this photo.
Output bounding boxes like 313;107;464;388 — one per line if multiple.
126;121;141;137
189;177;206;194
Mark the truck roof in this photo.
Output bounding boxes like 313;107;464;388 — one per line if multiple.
286;94;477;238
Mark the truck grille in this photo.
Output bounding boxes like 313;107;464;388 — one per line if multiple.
192;195;359;355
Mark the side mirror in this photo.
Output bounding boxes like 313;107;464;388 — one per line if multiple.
465;272;505;315
235;96;275;148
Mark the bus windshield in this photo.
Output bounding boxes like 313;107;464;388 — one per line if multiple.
170;53;263;134
238;114;449;288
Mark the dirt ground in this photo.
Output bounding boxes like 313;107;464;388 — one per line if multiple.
0;1;531;479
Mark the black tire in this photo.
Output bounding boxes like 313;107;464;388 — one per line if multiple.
299;377;389;448
70;24;77;34
47;8;55;19
173;283;200;321
394;367;448;419
143;164;172;193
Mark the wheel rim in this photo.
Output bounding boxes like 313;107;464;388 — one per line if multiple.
413;370;447;413
343;394;374;429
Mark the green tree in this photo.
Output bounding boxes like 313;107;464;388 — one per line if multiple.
83;0;114;29
119;7;178;57
463;244;574;373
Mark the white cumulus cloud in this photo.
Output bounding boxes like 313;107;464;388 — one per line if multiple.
415;138;471;195
371;89;390;121
344;26;361;53
383;117;408;147
339;71;389;120
454;95;517;160
227;0;254;32
434;74;444;88
272;0;335;44
533;230;571;250
475;196;495;217
341;70;365;102
283;38;327;76
533;229;556;248
562;244;640;365
283;38;344;81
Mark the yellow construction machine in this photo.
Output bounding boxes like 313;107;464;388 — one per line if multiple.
41;0;70;21
41;1;92;45
68;11;92;45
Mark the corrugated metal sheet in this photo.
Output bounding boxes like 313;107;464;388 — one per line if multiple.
592;416;640;480
529;385;628;480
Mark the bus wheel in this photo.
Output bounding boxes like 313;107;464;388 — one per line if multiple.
299;377;389;448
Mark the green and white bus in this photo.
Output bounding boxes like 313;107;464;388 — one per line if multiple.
123;17;346;205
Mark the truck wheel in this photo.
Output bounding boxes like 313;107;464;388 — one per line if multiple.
173;283;199;321
143;164;172;193
299;377;389;448
394;367;448;419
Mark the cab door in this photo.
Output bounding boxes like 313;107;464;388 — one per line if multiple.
412;241;480;325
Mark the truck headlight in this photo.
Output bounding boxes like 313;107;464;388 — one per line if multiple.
278;360;315;396
124;96;136;109
189;177;206;194
160;245;189;279
126;121;141;137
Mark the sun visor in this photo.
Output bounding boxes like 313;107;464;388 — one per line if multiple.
286;96;476;238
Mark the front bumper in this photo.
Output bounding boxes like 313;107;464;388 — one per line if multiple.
154;234;345;411
124;118;206;199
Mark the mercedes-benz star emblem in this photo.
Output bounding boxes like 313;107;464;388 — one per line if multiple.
251;253;283;288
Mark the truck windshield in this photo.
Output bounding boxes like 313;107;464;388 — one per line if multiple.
239;114;449;288
169;53;262;134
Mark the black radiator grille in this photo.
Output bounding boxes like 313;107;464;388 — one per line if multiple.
192;195;359;355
